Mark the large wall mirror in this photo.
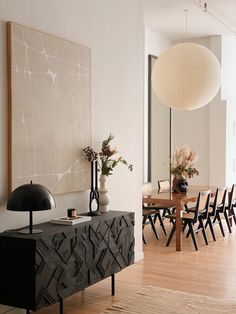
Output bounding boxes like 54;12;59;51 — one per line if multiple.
147;54;172;185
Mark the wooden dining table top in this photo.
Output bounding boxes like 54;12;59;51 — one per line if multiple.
143;185;216;206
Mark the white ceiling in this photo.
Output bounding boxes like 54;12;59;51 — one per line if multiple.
143;0;236;40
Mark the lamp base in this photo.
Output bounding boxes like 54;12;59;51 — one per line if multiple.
18;228;43;234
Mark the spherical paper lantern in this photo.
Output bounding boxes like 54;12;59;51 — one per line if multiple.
151;43;221;111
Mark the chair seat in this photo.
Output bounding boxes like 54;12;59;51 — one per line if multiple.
166;211;195;220
143;209;156;216
144;204;175;210
185;207;195;213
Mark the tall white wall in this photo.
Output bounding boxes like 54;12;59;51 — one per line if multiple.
0;0;144;287
221;36;236;185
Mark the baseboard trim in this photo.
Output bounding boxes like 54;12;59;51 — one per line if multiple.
135;250;144;262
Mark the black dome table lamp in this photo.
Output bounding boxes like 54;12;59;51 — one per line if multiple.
7;181;55;234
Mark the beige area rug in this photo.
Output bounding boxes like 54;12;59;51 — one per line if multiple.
101;286;236;313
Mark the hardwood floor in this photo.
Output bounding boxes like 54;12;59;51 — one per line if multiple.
38;220;236;313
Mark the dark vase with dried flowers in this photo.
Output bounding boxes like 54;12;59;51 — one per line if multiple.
171;145;199;193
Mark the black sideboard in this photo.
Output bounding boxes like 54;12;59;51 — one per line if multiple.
0;211;134;313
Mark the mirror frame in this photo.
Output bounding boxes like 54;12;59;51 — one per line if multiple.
148;54;172;185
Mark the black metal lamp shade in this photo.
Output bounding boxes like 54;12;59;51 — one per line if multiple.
7;183;55;234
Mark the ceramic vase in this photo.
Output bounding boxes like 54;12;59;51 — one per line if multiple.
172;177;189;193
98;175;110;212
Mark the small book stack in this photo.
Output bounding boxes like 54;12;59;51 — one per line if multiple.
51;215;91;225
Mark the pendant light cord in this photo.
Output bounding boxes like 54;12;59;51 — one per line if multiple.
183;9;188;42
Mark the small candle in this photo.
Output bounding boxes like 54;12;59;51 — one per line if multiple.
67;208;77;218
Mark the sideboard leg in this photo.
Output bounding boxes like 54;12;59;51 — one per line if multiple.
59;298;64;314
26;310;30;314
111;273;115;296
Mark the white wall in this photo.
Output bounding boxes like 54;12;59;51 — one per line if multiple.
144;27;172;184
221;36;236;185
0;3;143;310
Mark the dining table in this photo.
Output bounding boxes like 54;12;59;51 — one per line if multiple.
142;186;215;251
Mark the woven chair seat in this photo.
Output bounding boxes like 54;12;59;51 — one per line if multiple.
142;209;156;216
166;211;195;220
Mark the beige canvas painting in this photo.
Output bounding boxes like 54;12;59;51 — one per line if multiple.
8;22;91;194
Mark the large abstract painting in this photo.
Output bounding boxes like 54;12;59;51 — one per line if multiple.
7;22;91;194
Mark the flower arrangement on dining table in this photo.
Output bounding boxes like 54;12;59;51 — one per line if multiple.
171;145;199;192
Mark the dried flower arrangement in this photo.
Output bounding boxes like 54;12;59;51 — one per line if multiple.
171;145;199;179
83;134;133;176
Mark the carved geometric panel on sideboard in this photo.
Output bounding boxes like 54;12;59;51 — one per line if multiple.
0;211;134;311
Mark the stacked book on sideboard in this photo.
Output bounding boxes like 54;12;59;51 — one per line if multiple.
51;215;91;225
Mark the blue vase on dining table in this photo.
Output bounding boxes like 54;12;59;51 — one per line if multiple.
177;179;189;193
172;177;189;193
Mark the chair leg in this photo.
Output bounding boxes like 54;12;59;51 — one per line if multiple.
207;217;216;241
142;216;147;244
154;213;157;224
156;212;167;235
199;218;208;245
162;208;167;217
142;233;147;244
183;221;188;233
231;206;236;225
148;215;159;239
186;227;190;238
195;222;201;234
166;223;176;247
217;212;225;237
188;222;198;251
233;208;236;226
224;211;232;233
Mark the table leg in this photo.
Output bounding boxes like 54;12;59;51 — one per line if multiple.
176;201;183;251
60;298;64;314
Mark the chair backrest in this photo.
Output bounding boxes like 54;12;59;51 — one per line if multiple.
142;182;152;193
193;190;211;222
158;180;170;192
228;184;236;210
142;183;152;208
211;187;227;216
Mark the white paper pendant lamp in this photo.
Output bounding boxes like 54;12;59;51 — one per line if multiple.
151;43;221;111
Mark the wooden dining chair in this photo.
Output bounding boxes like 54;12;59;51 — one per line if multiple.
225;184;236;228
166;190;211;251
142;183;166;236
143;201;167;235
157;179;174;214
158;179;170;191
205;187;228;240
142;209;158;244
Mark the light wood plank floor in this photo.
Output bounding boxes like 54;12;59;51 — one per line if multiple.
38;220;236;314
